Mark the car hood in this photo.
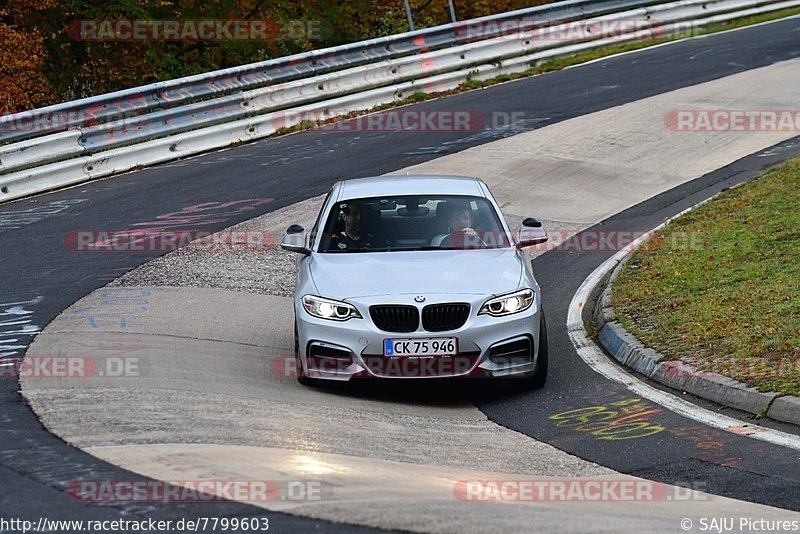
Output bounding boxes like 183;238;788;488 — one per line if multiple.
308;248;524;300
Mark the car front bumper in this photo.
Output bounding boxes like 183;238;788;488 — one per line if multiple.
295;294;542;381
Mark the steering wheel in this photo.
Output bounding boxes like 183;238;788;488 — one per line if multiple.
441;228;488;248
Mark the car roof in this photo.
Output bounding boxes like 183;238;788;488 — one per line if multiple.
336;175;485;200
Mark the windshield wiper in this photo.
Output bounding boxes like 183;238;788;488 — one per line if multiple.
322;249;372;253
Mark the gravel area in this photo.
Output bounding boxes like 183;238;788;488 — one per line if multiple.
110;195;324;297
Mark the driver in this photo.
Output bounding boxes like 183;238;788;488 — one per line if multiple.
431;203;481;248
328;202;378;250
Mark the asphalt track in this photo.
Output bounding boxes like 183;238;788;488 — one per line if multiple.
472;134;800;511
2;17;800;528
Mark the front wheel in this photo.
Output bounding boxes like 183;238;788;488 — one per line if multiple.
509;310;548;390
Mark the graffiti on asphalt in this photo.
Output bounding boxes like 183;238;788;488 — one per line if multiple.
549;398;666;441
0;199;86;230
0;296;44;360
70;288;152;329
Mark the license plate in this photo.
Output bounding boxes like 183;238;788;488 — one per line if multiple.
384;338;457;357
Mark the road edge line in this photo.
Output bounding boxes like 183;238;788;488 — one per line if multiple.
566;188;800;451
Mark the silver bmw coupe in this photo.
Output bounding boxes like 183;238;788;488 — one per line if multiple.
281;175;549;388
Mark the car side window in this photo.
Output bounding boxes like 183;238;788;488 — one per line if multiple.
309;189;333;248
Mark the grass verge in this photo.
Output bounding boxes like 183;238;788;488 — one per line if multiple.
612;157;800;396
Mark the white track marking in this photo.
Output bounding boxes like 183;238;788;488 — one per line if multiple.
567;195;800;451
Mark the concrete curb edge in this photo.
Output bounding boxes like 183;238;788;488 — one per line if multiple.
593;252;800;427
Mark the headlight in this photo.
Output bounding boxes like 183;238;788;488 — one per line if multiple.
302;295;362;321
479;289;535;317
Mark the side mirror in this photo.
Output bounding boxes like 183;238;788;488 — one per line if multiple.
516;219;548;249
286;224;305;234
280;225;311;255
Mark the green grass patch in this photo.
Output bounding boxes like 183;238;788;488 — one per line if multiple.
612;158;800;396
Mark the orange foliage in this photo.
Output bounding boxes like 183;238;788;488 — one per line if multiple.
0;23;53;114
0;0;56;114
0;1;559;115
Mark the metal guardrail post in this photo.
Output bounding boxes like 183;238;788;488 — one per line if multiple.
405;0;416;31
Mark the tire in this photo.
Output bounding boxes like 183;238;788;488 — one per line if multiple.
509;310;548;390
294;319;316;386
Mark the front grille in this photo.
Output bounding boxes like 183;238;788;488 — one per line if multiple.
422;303;470;332
370;305;419;333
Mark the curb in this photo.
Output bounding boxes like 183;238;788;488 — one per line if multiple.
594;255;800;427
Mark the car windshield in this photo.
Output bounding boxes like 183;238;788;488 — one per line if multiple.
318;195;510;253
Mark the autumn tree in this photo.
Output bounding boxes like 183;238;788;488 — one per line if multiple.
0;0;54;114
1;0;558;114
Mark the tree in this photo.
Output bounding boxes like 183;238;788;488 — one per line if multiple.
0;0;559;114
0;0;54;114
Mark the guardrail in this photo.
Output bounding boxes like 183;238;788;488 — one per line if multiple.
0;0;797;203
0;0;673;147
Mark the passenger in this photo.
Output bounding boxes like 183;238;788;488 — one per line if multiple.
431;203;481;248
